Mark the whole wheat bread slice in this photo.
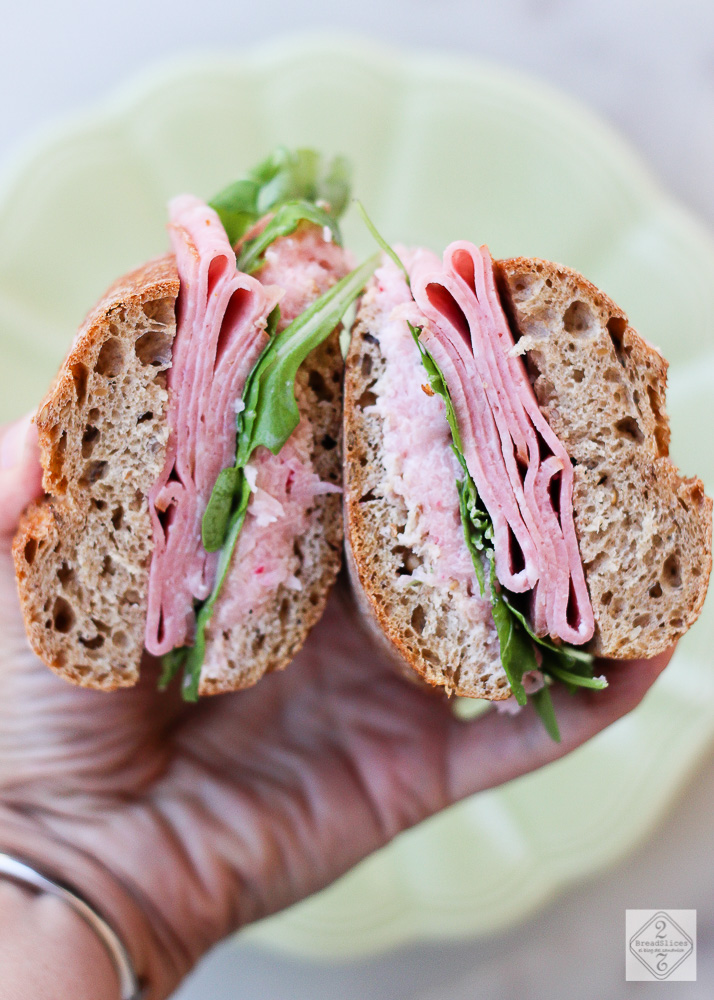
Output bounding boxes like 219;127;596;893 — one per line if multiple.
344;256;712;698
13;259;343;692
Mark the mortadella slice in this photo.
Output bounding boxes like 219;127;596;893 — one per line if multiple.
144;195;281;656
410;242;594;645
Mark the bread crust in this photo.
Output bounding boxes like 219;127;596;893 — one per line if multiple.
344;256;712;697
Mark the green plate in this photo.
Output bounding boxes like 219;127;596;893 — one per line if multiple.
1;34;712;959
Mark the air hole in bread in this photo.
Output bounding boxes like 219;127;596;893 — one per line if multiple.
563;300;596;337
511;274;541;302
112;631;128;649
663;554;682;588
124;589;140;605
135;329;173;367
79;634;105;650
92;498;106;511
142;297;174;326
95;337;126;377
572;368;584;383
361;355;373;378
633;613;650;628
360;489;378;503
80;460;108;486
649;581;663;598
606;316;628;366
111;506;124;530
81;425;100;458
321;433;337;451
52;596;75;633
137;411;154;424
279;597;291;625
308;369;334;402
393;545;422;575
102;555;115;577
357;388;377;409
23;538;37;565
71;362;88;404
57;561;74;587
614;416;644;444
600;590;613;606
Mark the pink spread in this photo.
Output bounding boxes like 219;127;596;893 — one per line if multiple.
408;243;594;645
145;204;347;657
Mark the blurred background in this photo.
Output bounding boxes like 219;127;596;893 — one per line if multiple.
1;2;713;997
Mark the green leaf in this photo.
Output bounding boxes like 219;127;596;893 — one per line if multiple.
487;557;536;706
501;591;595;668
201;466;244;552
531;684;561;742
318;155;351;218
237;253;380;460
408;324;464;453
158;646;187;691
237;200;341;275
457;475;487;596
208;178;259;245
541;659;608;691
355;200;410;286
208;147;351;248
166;473;253;701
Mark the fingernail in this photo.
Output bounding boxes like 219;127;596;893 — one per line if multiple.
1;412;35;470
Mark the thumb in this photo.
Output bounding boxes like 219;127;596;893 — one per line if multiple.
0;412;43;540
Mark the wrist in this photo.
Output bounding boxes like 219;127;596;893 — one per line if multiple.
0;878;118;1000
0;804;184;1000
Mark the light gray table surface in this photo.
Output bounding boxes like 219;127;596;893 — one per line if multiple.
1;2;713;997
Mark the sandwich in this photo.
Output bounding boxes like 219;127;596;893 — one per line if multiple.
13;148;377;699
343;233;712;737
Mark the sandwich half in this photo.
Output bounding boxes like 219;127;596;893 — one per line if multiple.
344;243;712;721
14;149;375;697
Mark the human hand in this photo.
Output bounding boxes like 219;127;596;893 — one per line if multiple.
0;413;673;999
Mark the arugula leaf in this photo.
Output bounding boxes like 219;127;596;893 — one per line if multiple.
180;473;253;701
237;199;341;275
209;147;351;245
201;467;244;553
456;475;489;596
208;179;260;246
168;254;379;699
408;323;464;452
355;201;411;287
236;253;380;461
487;558;535;706
531;684;561;742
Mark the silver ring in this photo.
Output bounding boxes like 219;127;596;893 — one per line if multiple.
0;851;143;999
